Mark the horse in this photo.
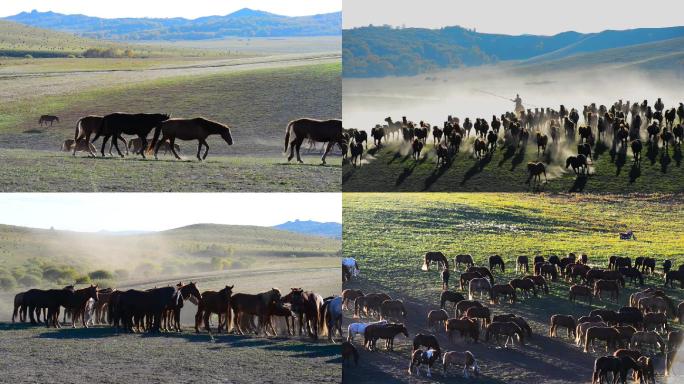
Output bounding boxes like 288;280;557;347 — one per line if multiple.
485;321;525;347
152;117;232;161
232;288;282;336
427;309;449;331
492;314;532;339
63;285;100;328
12;292;26;323
510;278;537;298
491;284;516;304
566;154;588;175
61;138;97;154
455;300;484;318
569;284;593;304
408;348;440;378
320;296;343;341
643;312;668;333
435;143;449;167
281;288;319;339
439;290;465;310
465;306;491;329
342;341;359;367
413;333;440;354
195;285;233;333
584;326;620;353
284;118;342;165
354;293;390;318
441;269;450;290
341;289;363;311
446;317;480;343
342;257;360;282
443;350;480;378
39;115;59;126
592;355;641;384
631;331;665;354
468;278;492;302
550;314;576;339
594;279;620;302
164;282;202;332
618;267;644;286
73;115;125;157
454;254;474;271
577;321;607;346
379;299;406;321
631;139;642;164
516;256;529;273
117;286;183;333
23;286;75;327
364;323;408;351
459;272;483;290
488;255;505;273
536;132;548;156
95;112;169;158
473;137;487;159
349;142;363;167
371;126;385;147
347;320;387;342
526;162;547;185
422;251;449;271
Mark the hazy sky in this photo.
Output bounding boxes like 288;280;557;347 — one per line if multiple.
0;193;341;232
344;0;683;35
0;0;341;18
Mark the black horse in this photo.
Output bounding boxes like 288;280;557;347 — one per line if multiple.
95;113;169;158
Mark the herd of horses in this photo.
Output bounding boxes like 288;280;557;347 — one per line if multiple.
343;98;684;186
45;112;344;164
342;252;684;382
10;283;344;342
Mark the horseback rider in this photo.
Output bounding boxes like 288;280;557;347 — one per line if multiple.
512;94;524;115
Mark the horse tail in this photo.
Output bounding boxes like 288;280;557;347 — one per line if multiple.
74;117;84;142
284;120;295;152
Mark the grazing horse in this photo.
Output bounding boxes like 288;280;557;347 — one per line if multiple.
354;293;390;318
342;341;359;367
631;331;665;354
454;254;474;271
284;118;343;165
441;269;450;290
550;314;576;339
465;306;491;329
455;300;484;318
195;285;233;333
408;348;440;378
439;290;465;310
485;321;525;347
379;299;406;321
488;255;505;273
341;289;363;311
154;117;232;161
491;284;516;304
413;333;441;354
468;278;492;301
232;288;282;336
526;162;547;185
39;114;59;126
422;251;449;271
427;310;449;331
584;326;620;353
347;320;387;342
443;350;480;378
569;284;593;304
592;355;640;384
95;112;168;158
510;278;536;298
594;280;620;302
281;288;319;339
492;314;532;339
446;317;480;343
364;323;408;351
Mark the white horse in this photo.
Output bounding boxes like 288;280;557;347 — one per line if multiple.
347;320;387;342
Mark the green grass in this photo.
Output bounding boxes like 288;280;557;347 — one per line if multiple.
342;140;684;193
342;193;684;383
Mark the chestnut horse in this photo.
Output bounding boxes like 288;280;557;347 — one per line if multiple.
285;118;343;165
231;288;282;336
195;285;233;333
154;117;233;161
282;288;321;340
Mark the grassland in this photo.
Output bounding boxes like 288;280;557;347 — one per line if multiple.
342;193;684;383
342;140;684;193
0;62;342;191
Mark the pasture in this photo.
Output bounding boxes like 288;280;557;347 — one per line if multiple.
0;61;342;192
0;261;341;384
342;193;684;383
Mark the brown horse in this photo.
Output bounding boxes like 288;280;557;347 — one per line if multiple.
408;348;440;378
454;254;474;270
594;279;620;302
459;272;483;290
485;321;525;347
154;117;232;161
446;317;480;343
510;278;537;298
380;299;406;321
440;290;465;310
584;326;620;353
491;284;516;304
341;289;363;311
427;309;448;331
195;285;233;333
282;288;321;339
422;251;449;271
569;284;593;304
455;300;483;318
516;256;529;273
492;314;532;339
61;138;97;154
465;306;491;329
526;162;547;185
231;288;282;336
285;118;343;165
73;115;126;157
488;255;505;273
364;323;408;351
63;285;100;328
550;314;576;339
443;350;480;378
354;293;390;318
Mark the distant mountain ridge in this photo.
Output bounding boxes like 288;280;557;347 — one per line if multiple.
343;25;684;77
272;220;341;239
4;9;341;40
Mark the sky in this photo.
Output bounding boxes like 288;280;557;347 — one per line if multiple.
344;0;683;35
0;193;341;232
0;0;341;18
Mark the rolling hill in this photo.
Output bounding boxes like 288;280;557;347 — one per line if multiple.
272;220;342;239
4;9;342;40
343;25;684;77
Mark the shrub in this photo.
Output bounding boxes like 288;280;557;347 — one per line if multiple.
0;275;17;289
17;274;41;287
75;275;91;284
42;266;78;283
88;270;114;280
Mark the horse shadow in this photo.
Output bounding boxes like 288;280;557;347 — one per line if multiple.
342;169;355;184
646;143;659;165
660;151;671;173
510;147;526;171
628;163;641;183
614;151;626;176
395;159;422;187
23;129;44;134
422;161;451;191
568;175;588;192
263;342;341;359
526;180;547;193
387;151;403;164
460;154;492;186
498;145;516;167
593;141;608;161
36;326;118;339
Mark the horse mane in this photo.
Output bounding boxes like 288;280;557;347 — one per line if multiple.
197;117;229;133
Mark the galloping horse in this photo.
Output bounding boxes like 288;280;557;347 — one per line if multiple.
154;117;232;161
284;118;343;165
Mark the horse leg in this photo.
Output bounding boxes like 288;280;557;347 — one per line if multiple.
112;133;125;158
100;135;110;157
321;141;334;165
201;138;209;160
295;138;304;163
196;141;203;161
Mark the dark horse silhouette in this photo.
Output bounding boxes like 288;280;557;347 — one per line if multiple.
116;286;181;333
282;288;321;340
284;118;343;165
94;112;169;158
195;285;234;333
423;251;449;271
231;288;282;336
155;117;233;161
22;286;76;326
